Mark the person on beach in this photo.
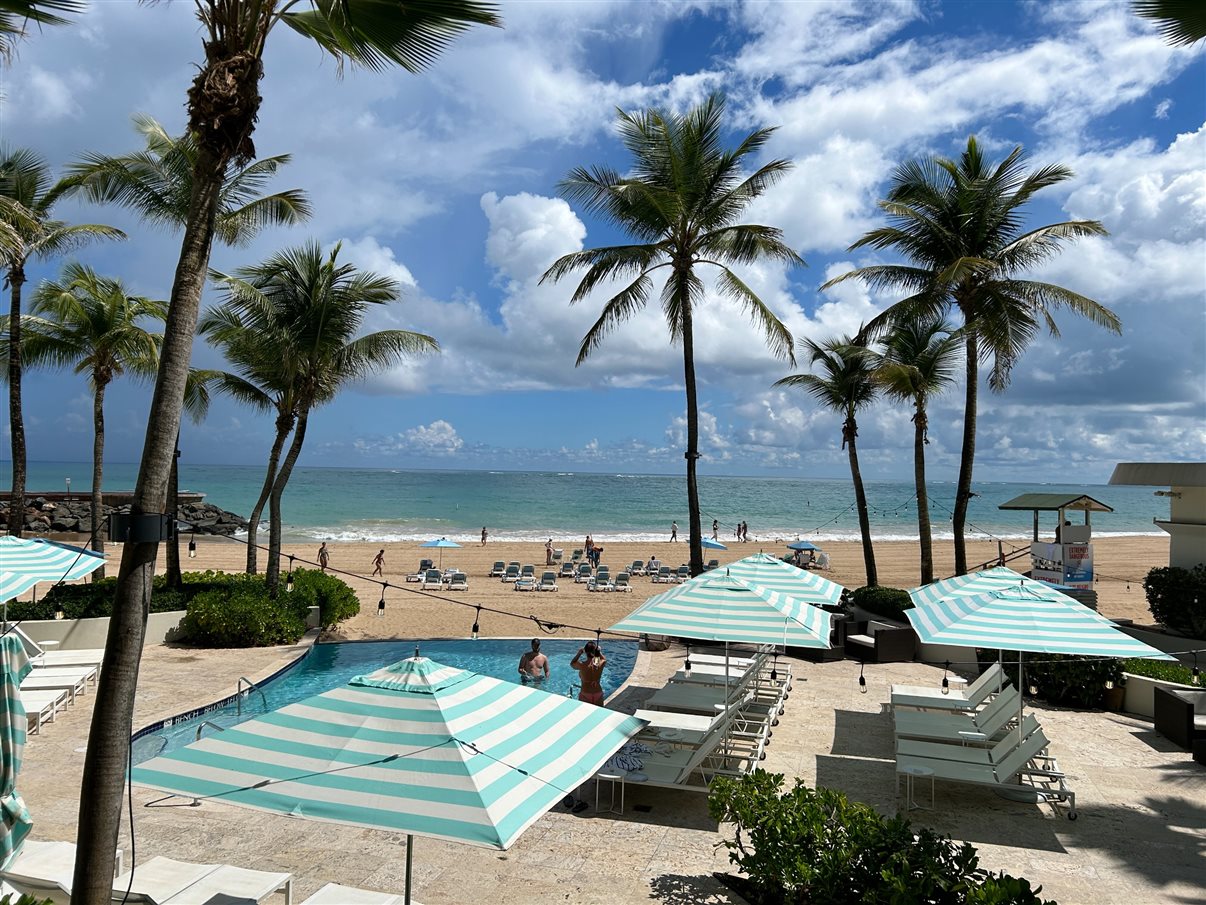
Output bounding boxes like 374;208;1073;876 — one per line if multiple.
545;538;554;565
670;521;678;542
481;526;488;546
572;641;607;705
518;638;549;682
371;549;385;576
712;519;719;540
585;535;594;557
318;542;329;572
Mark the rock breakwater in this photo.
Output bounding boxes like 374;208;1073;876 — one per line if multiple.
0;498;248;537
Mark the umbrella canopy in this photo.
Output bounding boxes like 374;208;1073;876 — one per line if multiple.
905;585;1175;659
690;553;843;606
701;538;727;550
908;566;1071;608
0;632;33;869
419;537;461;569
610;573;833;649
131;656;645;850
787;541;820;552
0;536;106;604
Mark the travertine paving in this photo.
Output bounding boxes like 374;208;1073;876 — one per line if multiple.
18;641;1206;904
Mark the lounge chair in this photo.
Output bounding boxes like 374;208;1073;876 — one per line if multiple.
20;689;69;734
588;569;612;592
896;714;1043;766
651;565;674;584
676;564;690;582
574;564;593;584
537;571;559;592
501;564;520;583
12;626;104;670
447;572;468;591
844;619;916;662
1154;685;1206;749
420;569;443;590
558;561;575;578
891;664;1006;712
405;559;433;583
20;668;94;704
615;706;758;793
488;561;506;577
513;576;537;592
301;883;409;905
629;560;646;576
570;549;583;564
705;559;719;571
0;840;118;899
520;564;536;581
895;723;1075;819
612;572;632;592
893;686;1022;744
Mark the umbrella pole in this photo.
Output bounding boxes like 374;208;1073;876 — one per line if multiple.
1018;654;1024;746
405;833;413;904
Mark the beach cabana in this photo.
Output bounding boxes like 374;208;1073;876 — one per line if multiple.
419;537;461;569
131;656;644;905
0;632;33;869
688;552;843;606
0;537;107;627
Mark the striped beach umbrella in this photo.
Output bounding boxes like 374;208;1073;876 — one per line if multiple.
132;656;645;903
610;572;833;649
907;566;1070;608
0;537;107;626
0;632;33;869
689;553;843;606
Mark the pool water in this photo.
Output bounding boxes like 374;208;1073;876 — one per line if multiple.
131;638;637;764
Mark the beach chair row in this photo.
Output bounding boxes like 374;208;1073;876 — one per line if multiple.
11;626;105;735
888;663;1076;818
407;567;469;591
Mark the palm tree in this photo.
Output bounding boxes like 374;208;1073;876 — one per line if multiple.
823;137;1119;575
873;319;962;584
0;147;124;536
22;264;165;576
0;0;83;60
206;241;438;595
776;335;879;586
79;4;498;895
541;93;802;576
163;369;216;590
1133;0;1206;45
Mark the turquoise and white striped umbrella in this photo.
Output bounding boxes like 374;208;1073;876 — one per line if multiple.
687;552;843;606
0;632;33;869
908;566;1070;608
610;572;833;649
0;536;106;604
905;585;1175;659
132;657;645;852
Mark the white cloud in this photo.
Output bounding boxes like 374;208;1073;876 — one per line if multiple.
357;420;464;457
1154;99;1173;119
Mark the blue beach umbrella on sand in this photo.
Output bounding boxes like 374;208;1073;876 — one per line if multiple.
701;538;727;550
419;537;461;568
132;656;646;904
0;632;33;869
787;540;819;552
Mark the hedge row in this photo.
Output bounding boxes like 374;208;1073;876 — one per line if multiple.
1145;565;1206;638
851;585;913;621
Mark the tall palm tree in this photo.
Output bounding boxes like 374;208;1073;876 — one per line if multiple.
206;241;438;595
823;137;1119;574
164;369;216;590
0;147;124;536
80;5;498;895
1133;0;1206;45
0;0;83;60
776;335;879;586
541;93;802;576
873;319;962;585
22;264;165;576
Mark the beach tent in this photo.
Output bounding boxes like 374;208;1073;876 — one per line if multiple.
908;566;1073;608
131;655;644;904
419;537;461;569
0;632;33;869
0;536;107;627
701;538;727;550
688;552;843;606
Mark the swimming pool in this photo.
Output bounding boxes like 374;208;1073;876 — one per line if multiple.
131;638;638;764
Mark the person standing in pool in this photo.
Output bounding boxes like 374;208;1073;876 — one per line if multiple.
571;641;607;706
518;638;549;683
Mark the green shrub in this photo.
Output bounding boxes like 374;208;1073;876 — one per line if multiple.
708;771;1053;905
11;570;239;621
852;585;913;621
1017;653;1123;708
289;568;359;627
1145;565;1206;638
1123;657;1198;685
1;893;56;905
178;582;306;648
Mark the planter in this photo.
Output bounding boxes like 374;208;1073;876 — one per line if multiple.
1122;672;1201;719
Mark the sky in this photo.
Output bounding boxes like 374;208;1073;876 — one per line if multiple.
2;0;1204;483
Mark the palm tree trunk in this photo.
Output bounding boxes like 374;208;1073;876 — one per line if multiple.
914;402;934;585
846;416;877;586
680;301;704;577
90;381;106;579
72;143;229;905
165;436;182;590
953;330;978;575
7;269;26;537
245;410;293;574
266;410;308;596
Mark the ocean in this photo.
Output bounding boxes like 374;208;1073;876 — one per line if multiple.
8;461;1168;545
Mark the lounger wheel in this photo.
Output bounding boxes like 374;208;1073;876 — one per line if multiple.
1068;809;1077;820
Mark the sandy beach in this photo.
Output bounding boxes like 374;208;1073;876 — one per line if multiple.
121;532;1171;641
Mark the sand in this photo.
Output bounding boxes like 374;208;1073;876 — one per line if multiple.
128;532;1170;641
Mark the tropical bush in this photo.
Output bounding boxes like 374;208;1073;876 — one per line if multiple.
12;570;238;621
289;568;359;627
1016;653;1123;709
852;585;913;621
179;584;307;648
708;771;1054;905
1145;565;1206;638
1123;657;1199;686
1;894;55;905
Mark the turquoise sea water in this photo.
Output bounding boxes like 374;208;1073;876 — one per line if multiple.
131;638;638;764
10;461;1166;544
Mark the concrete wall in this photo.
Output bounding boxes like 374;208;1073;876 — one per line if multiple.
21;611;187;649
1121;673;1200;719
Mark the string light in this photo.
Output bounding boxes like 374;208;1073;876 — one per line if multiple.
1193;653;1201;687
53;602;65;621
684;643;692;678
858;662;867;694
1105;679;1115;690
378;583;387;616
285;555;295;593
770;652;779;683
471;606;481;640
188;530;197;559
941;660;950;695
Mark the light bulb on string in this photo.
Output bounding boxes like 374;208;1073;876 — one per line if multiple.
285;556;295;593
1193;653;1201;687
858;663;867;694
1028;683;1038;696
53;602;65;621
188;531;197;559
770;651;779;683
941;661;950;695
378;583;387;617
1105;679;1115;690
471;606;481;640
684;643;692;678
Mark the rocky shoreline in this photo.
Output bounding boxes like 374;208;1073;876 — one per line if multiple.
0;498;248;537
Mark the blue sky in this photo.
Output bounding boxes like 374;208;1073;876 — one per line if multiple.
3;0;1204;483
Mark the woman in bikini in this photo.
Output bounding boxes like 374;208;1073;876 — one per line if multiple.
571;641;607;705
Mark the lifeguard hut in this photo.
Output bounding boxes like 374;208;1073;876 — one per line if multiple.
998;492;1114;590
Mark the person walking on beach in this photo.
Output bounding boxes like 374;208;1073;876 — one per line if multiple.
480;526;488;546
318;542;329;572
670;521;678;542
545;538;554;565
371;549;385;577
712;519;719;540
518;638;549;683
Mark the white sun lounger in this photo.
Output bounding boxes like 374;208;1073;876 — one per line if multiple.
301;883;411;905
896;714;1044;766
20;671;89;704
0;840;123;901
12;625;105;669
113;856;293;905
20;689;70;733
891;663;1004;705
893;686;1022;744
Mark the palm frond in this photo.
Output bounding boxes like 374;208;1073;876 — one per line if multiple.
1133;0;1206;45
576;273;653;365
713;267;794;363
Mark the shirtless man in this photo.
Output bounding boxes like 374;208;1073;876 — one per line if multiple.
571;641;607;705
517;638;549;682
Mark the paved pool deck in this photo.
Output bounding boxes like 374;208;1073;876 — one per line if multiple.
18;640;1206;904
